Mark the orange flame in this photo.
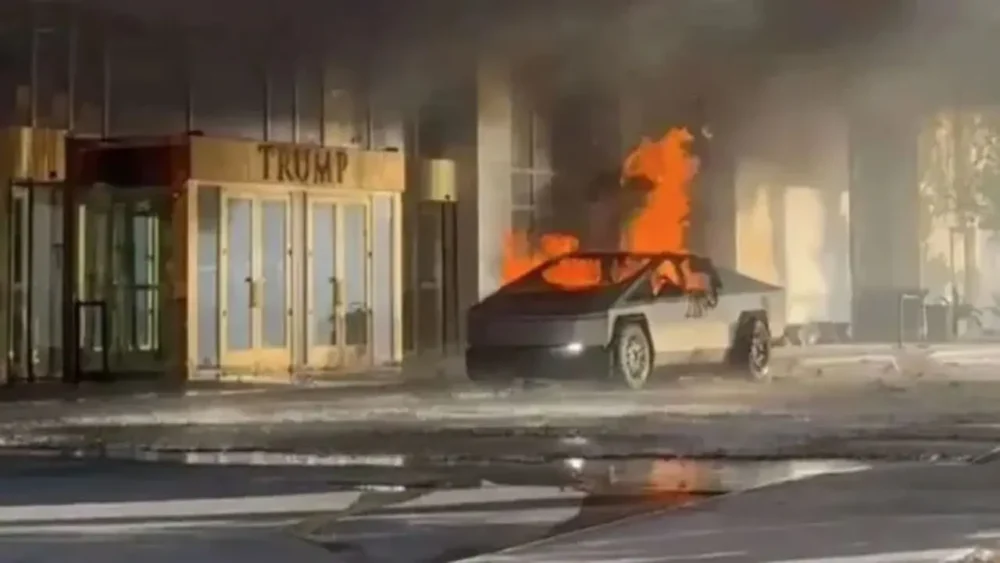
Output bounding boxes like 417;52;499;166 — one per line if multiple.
501;127;700;290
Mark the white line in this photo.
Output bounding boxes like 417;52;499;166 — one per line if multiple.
0;491;363;523
0;486;581;526
0;518;298;536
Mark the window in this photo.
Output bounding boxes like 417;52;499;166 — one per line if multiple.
510;80;552;235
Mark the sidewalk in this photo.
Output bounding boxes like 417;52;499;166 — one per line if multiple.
0;363;466;407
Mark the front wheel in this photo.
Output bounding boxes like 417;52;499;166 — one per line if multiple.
611;322;653;390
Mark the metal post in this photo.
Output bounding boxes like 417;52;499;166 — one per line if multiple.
61;179;79;384
898;292;925;348
2;181;13;385
25;184;35;382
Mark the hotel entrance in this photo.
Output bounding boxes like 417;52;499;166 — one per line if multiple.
188;136;403;381
69;134;404;383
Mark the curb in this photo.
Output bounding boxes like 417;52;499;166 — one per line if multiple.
0;445;408;467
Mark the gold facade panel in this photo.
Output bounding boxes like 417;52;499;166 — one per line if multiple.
189;136;404;192
0;127;67;182
419;158;458;202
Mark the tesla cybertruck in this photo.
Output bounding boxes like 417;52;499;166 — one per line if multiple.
466;252;785;390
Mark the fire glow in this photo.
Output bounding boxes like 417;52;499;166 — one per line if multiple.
501;127;701;290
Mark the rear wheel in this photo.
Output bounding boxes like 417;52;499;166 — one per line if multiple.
611;322;653;390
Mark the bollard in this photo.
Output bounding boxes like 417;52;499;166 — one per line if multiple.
898;292;926;348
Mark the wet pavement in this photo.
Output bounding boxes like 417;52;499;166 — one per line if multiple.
0;450;881;562
4;451;990;562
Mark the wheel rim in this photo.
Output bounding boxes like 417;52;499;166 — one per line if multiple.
622;332;650;385
749;323;770;376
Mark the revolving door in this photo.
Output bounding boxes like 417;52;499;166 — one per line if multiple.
6;182;64;382
73;184;176;380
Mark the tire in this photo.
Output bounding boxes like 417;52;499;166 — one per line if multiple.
743;318;772;381
611;322;653;390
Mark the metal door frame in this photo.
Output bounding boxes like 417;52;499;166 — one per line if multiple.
7;184;32;381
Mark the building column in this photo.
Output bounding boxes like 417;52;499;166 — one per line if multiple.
849;110;921;290
457;55;513;308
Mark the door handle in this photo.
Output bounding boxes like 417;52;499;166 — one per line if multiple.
331;277;343;308
248;277;260;309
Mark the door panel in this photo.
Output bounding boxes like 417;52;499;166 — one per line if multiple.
645;298;730;364
308;202;339;366
260;199;289;349
342;202;370;362
224;197;253;357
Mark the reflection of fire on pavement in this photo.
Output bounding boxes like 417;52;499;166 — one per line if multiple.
577;457;723;508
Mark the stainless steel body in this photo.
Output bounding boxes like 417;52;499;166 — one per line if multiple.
466;252;784;382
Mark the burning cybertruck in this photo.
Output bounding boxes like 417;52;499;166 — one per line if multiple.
466;251;785;390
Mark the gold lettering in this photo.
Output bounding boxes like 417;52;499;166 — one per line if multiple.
258;144;276;180
257;144;349;185
314;150;333;184
293;149;310;183
335;150;349;184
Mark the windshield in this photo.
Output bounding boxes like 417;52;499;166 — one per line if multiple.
498;253;653;294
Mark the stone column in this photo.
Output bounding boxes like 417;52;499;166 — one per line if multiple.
461;55;513;303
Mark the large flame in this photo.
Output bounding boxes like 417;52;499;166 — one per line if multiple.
501;127;700;290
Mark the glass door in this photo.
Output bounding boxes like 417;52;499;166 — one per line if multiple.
219;192;292;373
306;197;370;369
8;186;29;377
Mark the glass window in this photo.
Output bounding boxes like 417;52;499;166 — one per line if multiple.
372;195;395;364
196;186;219;365
225;197;253;351
260;200;288;347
